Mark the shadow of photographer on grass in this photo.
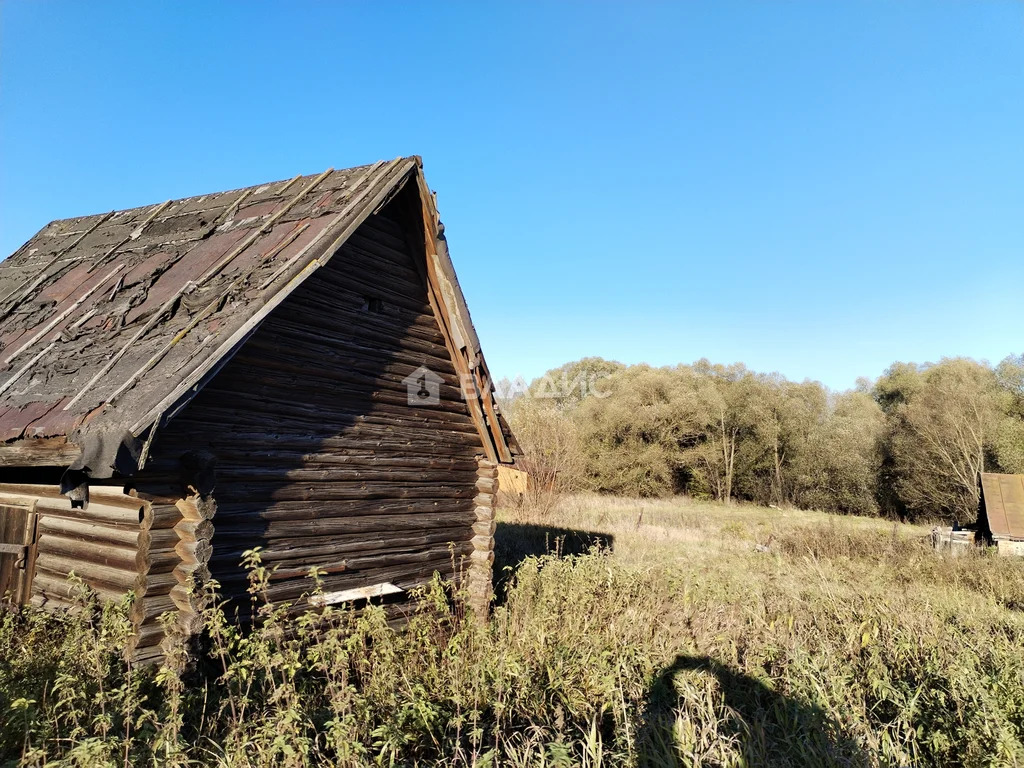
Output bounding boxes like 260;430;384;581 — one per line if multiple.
638;654;870;768
491;515;871;766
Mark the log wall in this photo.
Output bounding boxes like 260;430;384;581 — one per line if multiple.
0;482;147;615
467;460;498;613
127;489;215;663
134;192;488;642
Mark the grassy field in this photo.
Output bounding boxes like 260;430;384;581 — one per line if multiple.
495;495;1024;766
3;495;1024;766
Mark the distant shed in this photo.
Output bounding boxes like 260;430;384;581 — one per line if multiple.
0;157;519;661
979;473;1024;556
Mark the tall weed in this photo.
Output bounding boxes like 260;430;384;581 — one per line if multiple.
2;507;1023;767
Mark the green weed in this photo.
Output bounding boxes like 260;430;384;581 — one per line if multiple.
2;497;1023;766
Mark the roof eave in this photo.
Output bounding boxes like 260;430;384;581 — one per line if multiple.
0;436;82;468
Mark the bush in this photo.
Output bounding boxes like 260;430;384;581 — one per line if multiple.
2;519;1024;767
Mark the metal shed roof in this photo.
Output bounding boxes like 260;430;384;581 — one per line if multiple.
980;473;1024;540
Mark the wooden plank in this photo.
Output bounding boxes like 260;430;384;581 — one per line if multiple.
0;342;57;398
33;551;138;592
0;505;34;606
475;366;514;463
209;509;477;538
212;523;472;555
0;483;144;508
214;546;471;605
2;263;125;365
0;437;82;467
35;532;139;570
212;498;474;521
0;502;36;605
0;211;115;319
36;515;141;547
311;582;402;607
31;569;127;603
0;492;144;527
404;171;497;463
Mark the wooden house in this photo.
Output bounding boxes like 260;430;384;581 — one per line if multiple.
0;157;519;661
978;473;1024;556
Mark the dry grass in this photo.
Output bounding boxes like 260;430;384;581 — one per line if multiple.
2;495;1024;767
497;494;1024;766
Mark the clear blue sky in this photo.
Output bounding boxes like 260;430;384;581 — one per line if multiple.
2;2;1021;391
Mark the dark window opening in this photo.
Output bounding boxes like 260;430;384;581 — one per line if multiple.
362;296;385;314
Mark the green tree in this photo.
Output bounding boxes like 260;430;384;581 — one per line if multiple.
878;358;1010;522
576;365;704;497
994;354;1024;473
502;395;586;501
791;391;884;516
679;361;770;504
736;376;829;507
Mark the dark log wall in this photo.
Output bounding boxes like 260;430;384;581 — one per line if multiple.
135;192;483;646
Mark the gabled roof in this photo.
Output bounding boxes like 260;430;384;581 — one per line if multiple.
980;473;1024;540
0;157;517;476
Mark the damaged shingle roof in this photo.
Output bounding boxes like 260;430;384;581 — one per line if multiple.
0;157;512;476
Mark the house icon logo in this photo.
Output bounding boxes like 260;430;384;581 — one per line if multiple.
402;366;443;406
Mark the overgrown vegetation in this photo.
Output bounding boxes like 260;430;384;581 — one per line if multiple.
502;354;1024;522
3;497;1024;766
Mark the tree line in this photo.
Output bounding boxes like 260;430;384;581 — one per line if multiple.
500;354;1024;523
